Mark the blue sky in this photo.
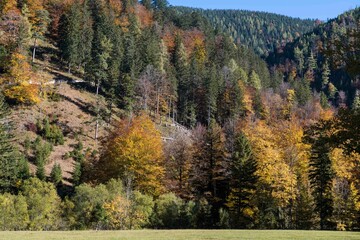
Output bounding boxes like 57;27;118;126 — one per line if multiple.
168;0;359;20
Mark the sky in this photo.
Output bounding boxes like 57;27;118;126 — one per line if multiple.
168;0;359;20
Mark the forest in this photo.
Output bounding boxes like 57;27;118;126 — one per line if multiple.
0;0;359;231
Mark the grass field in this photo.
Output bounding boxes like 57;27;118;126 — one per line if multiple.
0;230;359;240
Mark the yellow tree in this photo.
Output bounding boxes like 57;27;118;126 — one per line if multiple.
244;120;297;229
97;114;165;196
0;0;17;14
1;52;40;104
245;121;297;206
330;148;360;229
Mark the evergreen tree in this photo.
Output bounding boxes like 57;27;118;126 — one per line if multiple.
58;0;93;72
36;161;46;181
294;47;304;76
305;121;334;230
227;132;258;228
72;162;82;186
321;61;330;89
191;121;229;225
50;163;62;185
0;94;24;193
352;91;360;112
249;70;261;90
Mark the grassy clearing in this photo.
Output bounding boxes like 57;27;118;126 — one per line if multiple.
0;230;359;240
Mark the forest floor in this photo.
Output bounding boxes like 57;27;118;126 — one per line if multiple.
0;230;359;240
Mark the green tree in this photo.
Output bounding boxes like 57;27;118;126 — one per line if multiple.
305;121;334;230
0;193;29;230
21;178;62;230
321;60;330;89
50;163;62;185
227;132;258;228
249;70;261;90
58;0;93;72
0;93;24;193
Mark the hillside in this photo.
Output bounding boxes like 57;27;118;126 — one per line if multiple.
267;8;360;107
0;0;360;232
174;6;318;57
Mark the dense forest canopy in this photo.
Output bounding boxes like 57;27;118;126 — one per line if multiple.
174;6;318;57
0;0;359;232
267;8;360;108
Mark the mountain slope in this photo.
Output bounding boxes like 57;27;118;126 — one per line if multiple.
173;6;318;56
267;7;360;107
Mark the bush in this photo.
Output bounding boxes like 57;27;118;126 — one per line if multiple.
151;193;195;229
70;141;85;162
36;118;65;145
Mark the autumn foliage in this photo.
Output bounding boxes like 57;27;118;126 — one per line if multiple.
95;113;165;196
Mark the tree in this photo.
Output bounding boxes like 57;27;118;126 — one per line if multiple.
21;178;62;230
0;0;17;14
227;132;258;228
50;163;62;185
0;193;29;230
164;132;192;198
140;0;152;10
58;0;93;72
249;70;261;90
294;47;304;76
71;183;109;229
0;93;25;193
305;120;334;230
24;0;50;62
87;35;113;141
190;121;229;225
321;60;330;89
96;114;165;196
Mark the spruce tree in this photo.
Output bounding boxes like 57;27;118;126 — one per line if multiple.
227;132;258;228
305;121;334;230
50;163;62;185
0;94;24;193
321;61;330;89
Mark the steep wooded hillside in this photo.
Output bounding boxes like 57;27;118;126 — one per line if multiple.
0;0;359;232
174;6;318;56
267;8;360;108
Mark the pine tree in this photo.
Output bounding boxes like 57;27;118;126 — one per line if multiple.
140;0;152;10
307;51;317;71
305;121;334;230
249;70;261;90
227;132;258;228
72;161;82;186
0;93;24;193
321;61;330;89
58;0;93;72
36;161;46;181
352;91;360;112
294;47;304;76
50;163;62;185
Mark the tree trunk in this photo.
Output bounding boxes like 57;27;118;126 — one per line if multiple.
32;38;37;63
95;82;100;143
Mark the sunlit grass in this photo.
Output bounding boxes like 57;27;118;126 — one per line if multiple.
1;230;359;240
